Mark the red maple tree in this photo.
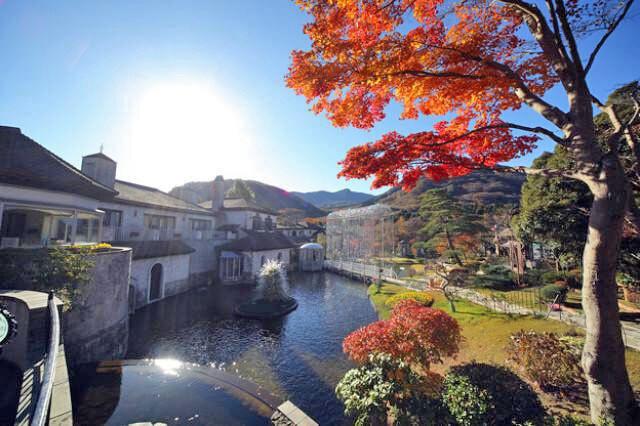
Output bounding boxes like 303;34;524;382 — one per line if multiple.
287;1;639;422
343;299;462;366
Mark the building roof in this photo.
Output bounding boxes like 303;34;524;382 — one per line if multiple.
83;152;116;163
199;197;277;215
0;126;117;200
216;224;241;232
114;180;214;215
219;230;296;253
110;240;195;260
300;242;323;250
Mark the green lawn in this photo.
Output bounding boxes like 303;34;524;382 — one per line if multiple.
367;282;640;418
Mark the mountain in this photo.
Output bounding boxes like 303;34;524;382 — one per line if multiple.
292;189;375;208
371;170;525;210
169;179;326;217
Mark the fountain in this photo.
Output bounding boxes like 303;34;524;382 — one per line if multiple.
234;260;298;319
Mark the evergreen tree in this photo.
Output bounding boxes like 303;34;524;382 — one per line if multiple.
227;180;254;200
416;189;485;265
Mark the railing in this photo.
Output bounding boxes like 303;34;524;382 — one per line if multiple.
324;259;397;280
32;291;60;426
186;229;217;240
143;228;176;241
102;225;126;241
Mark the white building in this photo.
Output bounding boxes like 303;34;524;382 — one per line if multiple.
0;126;114;248
1;126;307;303
277;222;320;244
199;197;278;231
218;229;296;282
0;126;223;310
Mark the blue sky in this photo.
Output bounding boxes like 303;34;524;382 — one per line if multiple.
0;1;638;194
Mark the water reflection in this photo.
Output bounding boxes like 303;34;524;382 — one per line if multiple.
73;360;274;425
127;272;377;425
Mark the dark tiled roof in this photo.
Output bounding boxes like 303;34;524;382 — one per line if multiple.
115;180;214;215
216;224;241;231
199;198;277;215
110;240;195;260
0;126;117;200
219;230;296;252
84;152;116;163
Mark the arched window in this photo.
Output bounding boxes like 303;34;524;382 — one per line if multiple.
149;263;163;301
261;255;266;266
277;252;282;261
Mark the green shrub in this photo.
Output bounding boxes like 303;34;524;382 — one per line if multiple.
441;362;546;426
541;270;567;285
540;284;566;302
473;265;515;291
507;331;582;391
524;268;545;287
335;353;446;426
385;291;435;308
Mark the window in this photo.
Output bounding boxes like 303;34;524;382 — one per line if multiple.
277;252;282;261
261;255;266;266
149;263;163;301
264;216;273;231
102;209;123;227
144;214;176;229
189;218;212;230
252;215;263;230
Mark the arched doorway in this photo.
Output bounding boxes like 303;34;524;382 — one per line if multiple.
149;263;163;302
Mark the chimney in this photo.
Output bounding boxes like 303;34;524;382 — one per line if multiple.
81;151;117;188
211;175;225;211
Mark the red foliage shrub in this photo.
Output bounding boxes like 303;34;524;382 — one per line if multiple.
343;300;462;366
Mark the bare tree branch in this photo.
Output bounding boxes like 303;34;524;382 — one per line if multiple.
497;0;577;90
553;0;585;75
585;0;636;74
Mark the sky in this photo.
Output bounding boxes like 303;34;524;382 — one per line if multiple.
0;1;639;195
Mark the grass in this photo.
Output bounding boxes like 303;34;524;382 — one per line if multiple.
367;282;640;418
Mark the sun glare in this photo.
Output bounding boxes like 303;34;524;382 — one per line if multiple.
127;80;254;189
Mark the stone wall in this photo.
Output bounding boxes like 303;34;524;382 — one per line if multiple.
62;248;131;365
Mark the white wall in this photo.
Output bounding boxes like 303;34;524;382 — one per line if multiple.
224;210;277;231
98;200;215;241
130;254;190;309
245;248;291;277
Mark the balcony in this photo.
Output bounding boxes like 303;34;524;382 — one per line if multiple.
102;226;126;242
1;204;102;249
143;228;177;241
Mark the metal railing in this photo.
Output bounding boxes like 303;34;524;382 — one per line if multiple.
32;291;60;426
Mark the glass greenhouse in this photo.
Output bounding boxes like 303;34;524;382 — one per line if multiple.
325;204;397;264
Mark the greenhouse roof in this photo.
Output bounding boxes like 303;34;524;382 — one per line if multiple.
327;203;393;220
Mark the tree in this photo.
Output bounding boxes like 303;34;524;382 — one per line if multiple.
416;189;485;264
513;83;640;277
343;299;462;366
287;1;639;421
513;147;591;270
227;180;254;200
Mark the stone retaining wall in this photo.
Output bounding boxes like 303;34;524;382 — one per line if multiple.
62;247;132;365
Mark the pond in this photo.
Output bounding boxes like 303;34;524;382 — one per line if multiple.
73;272;378;425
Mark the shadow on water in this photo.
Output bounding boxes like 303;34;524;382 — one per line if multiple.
74;272;378;425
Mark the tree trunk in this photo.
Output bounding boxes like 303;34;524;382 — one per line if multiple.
443;223;462;266
581;166;638;424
